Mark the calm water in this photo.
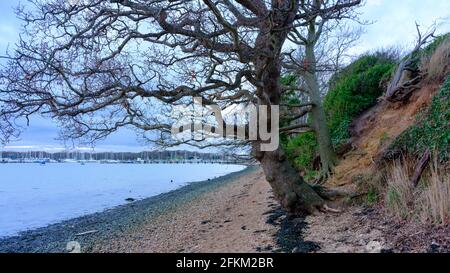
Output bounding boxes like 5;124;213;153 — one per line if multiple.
0;163;246;237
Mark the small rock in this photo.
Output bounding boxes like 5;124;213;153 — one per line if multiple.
125;198;135;202
428;241;440;253
365;241;383;253
263;245;273;251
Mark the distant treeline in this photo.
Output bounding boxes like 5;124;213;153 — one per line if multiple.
0;150;237;162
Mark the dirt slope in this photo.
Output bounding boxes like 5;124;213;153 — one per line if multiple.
326;83;440;187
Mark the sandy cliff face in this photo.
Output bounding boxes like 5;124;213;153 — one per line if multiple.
326;83;440;188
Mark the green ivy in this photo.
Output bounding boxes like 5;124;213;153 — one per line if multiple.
282;132;318;172
323;53;397;147
279;74;317;173
389;75;450;160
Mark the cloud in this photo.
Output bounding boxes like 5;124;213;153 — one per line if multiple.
350;0;450;56
366;0;384;7
0;24;18;51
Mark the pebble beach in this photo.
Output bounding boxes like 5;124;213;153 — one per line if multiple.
0;166;280;253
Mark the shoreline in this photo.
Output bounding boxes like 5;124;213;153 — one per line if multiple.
0;166;258;253
91;166;280;253
2;164;441;253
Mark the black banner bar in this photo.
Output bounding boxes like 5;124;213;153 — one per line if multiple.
0;253;448;272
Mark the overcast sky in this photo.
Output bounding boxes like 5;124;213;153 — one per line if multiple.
0;0;449;152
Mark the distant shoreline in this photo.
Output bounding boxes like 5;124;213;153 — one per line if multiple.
0;149;249;166
0;166;257;253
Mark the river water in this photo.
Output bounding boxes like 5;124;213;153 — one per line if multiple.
0;163;246;237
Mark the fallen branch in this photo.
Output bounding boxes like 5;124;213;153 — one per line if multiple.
321;204;342;214
411;149;431;188
75;230;98;236
386;23;435;102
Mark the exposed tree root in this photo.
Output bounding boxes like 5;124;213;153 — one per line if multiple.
312;185;351;201
386;75;423;102
320;204;342;214
310;185;352;214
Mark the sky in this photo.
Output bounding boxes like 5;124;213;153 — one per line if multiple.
0;0;449;152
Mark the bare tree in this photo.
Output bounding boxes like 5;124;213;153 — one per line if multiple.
282;0;362;178
0;0;361;214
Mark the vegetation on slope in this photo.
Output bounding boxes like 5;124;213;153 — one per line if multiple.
374;38;450;226
282;36;449;180
388;75;450;161
384;158;449;225
324;52;397;147
283;132;318;178
412;33;450;70
281;53;397;175
279;75;319;178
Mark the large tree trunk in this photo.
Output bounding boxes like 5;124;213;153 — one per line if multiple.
304;43;337;176
254;146;325;214
250;1;326;214
310;101;337;175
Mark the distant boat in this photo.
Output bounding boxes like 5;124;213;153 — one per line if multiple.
62;159;78;163
100;160;120;164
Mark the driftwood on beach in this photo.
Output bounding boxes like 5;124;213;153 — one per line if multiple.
75;230;98;236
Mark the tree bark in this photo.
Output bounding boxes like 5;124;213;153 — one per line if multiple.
304;42;337;176
250;2;326;214
310;103;337;175
254;146;325;214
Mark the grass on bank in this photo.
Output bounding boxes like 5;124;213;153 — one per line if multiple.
384;157;449;225
420;38;450;83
